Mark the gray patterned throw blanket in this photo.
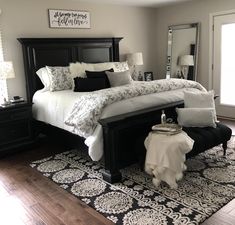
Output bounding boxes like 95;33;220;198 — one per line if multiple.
65;79;206;138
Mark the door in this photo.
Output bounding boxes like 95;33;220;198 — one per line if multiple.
213;13;235;119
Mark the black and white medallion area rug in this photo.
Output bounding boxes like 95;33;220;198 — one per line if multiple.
30;138;235;225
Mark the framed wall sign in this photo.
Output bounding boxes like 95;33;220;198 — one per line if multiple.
144;72;153;81
48;9;90;29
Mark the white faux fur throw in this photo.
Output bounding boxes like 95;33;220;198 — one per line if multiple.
144;131;194;189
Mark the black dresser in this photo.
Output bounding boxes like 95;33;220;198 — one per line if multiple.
0;102;34;155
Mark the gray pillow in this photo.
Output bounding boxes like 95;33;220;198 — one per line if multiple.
176;108;216;128
105;70;132;87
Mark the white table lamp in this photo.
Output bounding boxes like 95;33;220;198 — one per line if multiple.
178;55;194;79
126;52;143;80
0;61;15;105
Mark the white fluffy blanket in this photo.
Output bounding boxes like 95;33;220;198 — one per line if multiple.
65;79;205;138
144;131;194;189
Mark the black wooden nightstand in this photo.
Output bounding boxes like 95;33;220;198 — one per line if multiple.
0;102;34;155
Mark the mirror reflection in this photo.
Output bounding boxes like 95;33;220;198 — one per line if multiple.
166;23;200;81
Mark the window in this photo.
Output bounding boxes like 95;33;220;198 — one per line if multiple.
221;23;235;106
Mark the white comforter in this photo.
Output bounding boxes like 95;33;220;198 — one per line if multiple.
33;79;205;161
65;79;205;138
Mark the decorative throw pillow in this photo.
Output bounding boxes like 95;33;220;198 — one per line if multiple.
73;77;107;92
176;108;216;128
86;69;114;88
46;66;72;92
184;90;217;120
105;70;132;87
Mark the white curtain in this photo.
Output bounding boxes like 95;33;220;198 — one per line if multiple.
0;9;8;103
0;9;4;61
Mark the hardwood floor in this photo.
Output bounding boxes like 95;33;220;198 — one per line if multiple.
0;141;113;225
219;118;235;135
0;127;235;225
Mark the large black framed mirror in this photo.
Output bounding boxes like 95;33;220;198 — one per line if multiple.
166;23;200;81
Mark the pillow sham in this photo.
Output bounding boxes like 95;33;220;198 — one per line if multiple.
46;66;72;92
36;67;51;92
91;62;113;71
73;77;107;92
86;68;114;88
105;70;132;87
113;61;129;72
86;61;129;72
176;108;216;128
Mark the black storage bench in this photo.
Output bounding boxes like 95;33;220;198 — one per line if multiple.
183;122;232;158
137;122;232;168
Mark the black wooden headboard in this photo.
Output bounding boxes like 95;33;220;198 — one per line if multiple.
18;37;123;102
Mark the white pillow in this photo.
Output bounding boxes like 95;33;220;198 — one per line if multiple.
36;67;51;92
176;108;216;128
184;90;215;108
46;66;72;92
106;70;132;87
184;90;217;120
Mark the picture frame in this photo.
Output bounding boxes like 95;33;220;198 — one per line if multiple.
144;72;153;81
48;9;90;29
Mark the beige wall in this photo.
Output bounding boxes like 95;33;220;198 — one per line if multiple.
155;0;235;89
0;0;156;99
3;0;235;98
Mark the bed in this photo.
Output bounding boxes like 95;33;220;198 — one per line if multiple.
18;37;204;183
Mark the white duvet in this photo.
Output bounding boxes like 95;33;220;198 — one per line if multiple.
33;81;203;161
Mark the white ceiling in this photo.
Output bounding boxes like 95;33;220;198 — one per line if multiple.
74;0;195;8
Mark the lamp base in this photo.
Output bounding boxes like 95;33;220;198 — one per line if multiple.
181;66;189;79
0;102;11;108
131;65;139;80
0;98;11;107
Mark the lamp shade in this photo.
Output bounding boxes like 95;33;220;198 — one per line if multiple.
126;52;143;66
0;61;15;79
178;55;194;66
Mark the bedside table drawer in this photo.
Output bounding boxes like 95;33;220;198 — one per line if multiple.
0;103;34;154
0;120;30;146
0;108;31;122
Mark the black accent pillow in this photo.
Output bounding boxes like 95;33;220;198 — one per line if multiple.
73;77;107;92
86;68;114;88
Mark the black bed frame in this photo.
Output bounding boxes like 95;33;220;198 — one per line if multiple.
18;37;183;183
